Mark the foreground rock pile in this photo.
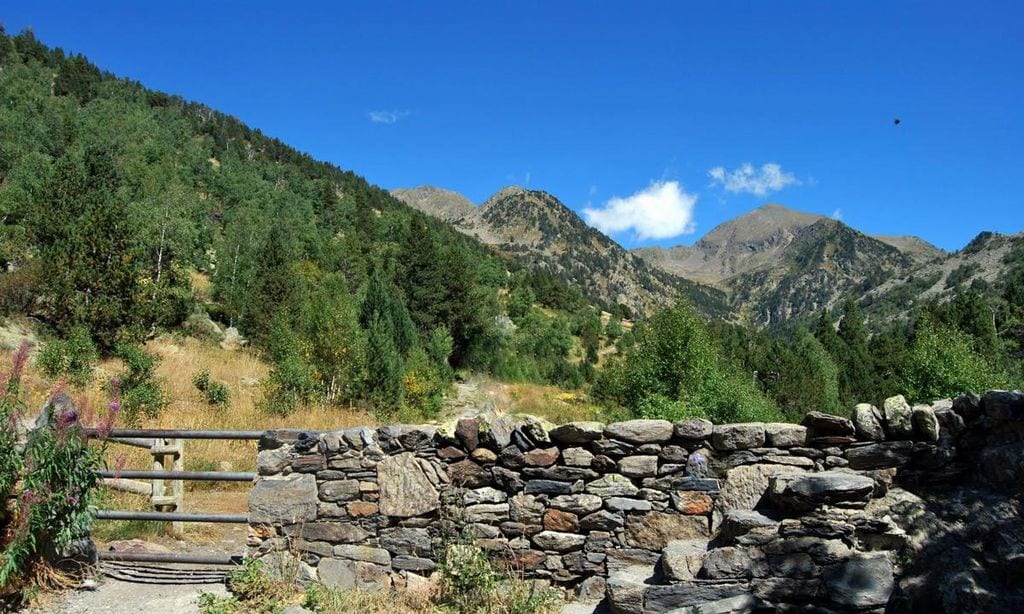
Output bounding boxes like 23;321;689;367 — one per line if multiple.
248;390;1024;612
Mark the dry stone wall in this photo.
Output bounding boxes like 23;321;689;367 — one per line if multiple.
248;390;1024;613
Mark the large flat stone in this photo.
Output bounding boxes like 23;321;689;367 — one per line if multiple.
769;471;874;512
624;512;708;550
377;452;440;517
712;464;804;530
604;419;674;444
844;441;913;469
249;474;318;524
549;421;605;444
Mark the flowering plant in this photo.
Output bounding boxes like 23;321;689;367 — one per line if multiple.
0;342;119;599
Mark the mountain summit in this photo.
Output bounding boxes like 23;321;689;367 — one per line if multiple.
392;185;727;317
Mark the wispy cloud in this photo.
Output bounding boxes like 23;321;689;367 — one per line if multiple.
708;162;800;196
831;208;843;220
368;109;410;124
583;180;697;240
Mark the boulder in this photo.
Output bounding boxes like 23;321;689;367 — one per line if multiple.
912;405;940;442
717;510;779;545
823;552;894;608
674;418;714;440
379;527;431;556
447;459;492;488
711;423;766;451
764;423;807;448
802;412;856;443
606;497;653;512
249;474;318;524
618;455;659;478
701;546;766;579
884;395;914;439
769;471;874;512
549;421;605;444
377;452;440;517
563;447;595;467
852;403;885;441
331;545;391;566
605;419;674;444
661;539;707;582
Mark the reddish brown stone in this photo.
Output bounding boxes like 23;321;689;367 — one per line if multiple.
672;491;713;515
456;417;481;451
523;447;560;467
543;508;580;532
437;446;467;460
511;549;547;570
348;501;379;517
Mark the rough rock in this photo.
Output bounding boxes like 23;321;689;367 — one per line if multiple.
852;403;885;441
625;512;708;550
712;464;803;528
674;418;713;440
912;405;940;442
618;455;659;478
845;441;914;470
763;423;807;448
549;421;605;444
604;419;674;444
585;474;639;498
549;494;603;515
533;531;586;552
377;453;440;517
661;539;708;582
770;471;874;512
249;474;318;524
711;423;766;451
884;395;914;439
823;552;894;608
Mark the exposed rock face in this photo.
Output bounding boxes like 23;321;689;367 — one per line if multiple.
249;392;1024;612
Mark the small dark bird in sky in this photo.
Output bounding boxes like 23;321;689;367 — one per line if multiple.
894;118;901;126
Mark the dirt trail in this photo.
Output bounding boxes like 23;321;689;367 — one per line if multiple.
27;491;248;613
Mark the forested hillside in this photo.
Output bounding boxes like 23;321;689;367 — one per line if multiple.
0;28;616;419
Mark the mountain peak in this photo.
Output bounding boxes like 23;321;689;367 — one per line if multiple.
391;185;476;223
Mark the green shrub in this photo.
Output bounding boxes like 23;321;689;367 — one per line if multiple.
114;343;167;424
192;369;231;407
36;327;97;386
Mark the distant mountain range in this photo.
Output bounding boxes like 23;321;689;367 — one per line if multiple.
393;185;1020;326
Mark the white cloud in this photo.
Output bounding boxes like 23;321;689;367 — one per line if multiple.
368;109;410;124
583;180;697;240
831;208;843;220
708;162;799;196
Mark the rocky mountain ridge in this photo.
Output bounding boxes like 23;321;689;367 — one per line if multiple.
392;185;729;317
393;185;1015;328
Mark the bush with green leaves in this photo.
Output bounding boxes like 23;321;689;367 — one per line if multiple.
35;327;98;387
597;301;782;423
899;318;1009;403
192;369;231;407
114;343;167;423
0;343;118;604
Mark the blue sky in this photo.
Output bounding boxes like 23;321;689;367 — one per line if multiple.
4;1;1022;250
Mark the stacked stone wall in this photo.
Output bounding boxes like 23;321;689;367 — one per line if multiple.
248;390;1024;612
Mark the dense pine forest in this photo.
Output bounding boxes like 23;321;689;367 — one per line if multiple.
0;27;1020;427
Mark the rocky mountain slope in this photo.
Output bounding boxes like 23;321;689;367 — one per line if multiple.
861;230;1024;321
392;186;729;317
635;204;927;325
